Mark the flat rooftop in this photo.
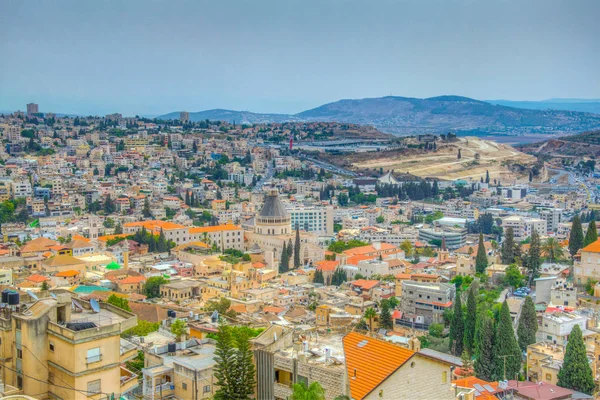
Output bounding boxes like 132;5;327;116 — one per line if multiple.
70;306;128;327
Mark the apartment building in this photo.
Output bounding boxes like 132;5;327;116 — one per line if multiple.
575;240;600;285
342;216;369;230
188;224;244;251
289;205;334;235
536;312;588;346
501;216;546;239
418;227;467;250
0;292;138;399
539;208;563;233
398;281;455;328
12;180;33;198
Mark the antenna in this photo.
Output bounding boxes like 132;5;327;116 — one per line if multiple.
90;298;101;313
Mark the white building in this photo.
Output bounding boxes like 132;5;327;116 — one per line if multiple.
288;206;334;236
12;180;32;198
536;312;588;346
342;216;369;230
354;259;390;278
539;208;563;233
502;215;546;239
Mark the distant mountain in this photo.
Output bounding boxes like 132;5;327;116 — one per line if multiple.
158;109;295;124
158;96;600;136
487;99;600;115
518;129;600;158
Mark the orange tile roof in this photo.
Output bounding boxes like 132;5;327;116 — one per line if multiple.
346;254;375;266
453;376;501;399
72;234;91;243
98;234;130;242
315;260;340;272
395;273;411;279
124;220;185;231
343;243;396;256
27;274;49;283
55;270;80;277
343;332;414;400
118;276;146;284
188;224;241;234
351;279;380;290
582;239;600;253
263;306;286;314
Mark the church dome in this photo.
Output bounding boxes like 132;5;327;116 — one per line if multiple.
258;189;289;218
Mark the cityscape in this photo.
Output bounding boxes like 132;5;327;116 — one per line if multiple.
1;1;599;400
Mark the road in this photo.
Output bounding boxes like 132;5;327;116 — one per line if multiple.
299;155;358;177
547;168;575;185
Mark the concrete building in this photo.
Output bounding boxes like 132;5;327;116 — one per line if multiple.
289;205;334;236
501;216;546;239
342;216;369;230
398;281;455;328
418;227;466;250
26;103;39;115
354;259;390;278
536;312;588;346
539;208;563;233
179;111;190;123
0;292;138;399
575;240;600;286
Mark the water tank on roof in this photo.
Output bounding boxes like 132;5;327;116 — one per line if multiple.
1;290;10;304
8;292;19;306
168;342;176;354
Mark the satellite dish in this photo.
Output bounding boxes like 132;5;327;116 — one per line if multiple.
50;293;57;299
90;299;101;313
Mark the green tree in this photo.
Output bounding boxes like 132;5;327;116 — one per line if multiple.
330;267;347;286
313;269;325;284
170;319;187;341
291;381;325;400
379;300;393;330
214;322;237;400
428;323;444;338
206;297;238;319
449;291;464;356
144;276;168;298
542;237;565;262
41;280;49;291
501;227;516;264
103;194;115;214
557;324;595;394
157;228;168;252
376;215;385;224
142;198;152;218
114;222;123;235
475;233;488;274
279;242;289;273
584;219;598;247
528;230;541;278
364;307;377;332
494;301;521;380
504;264;525;288
107;294;131;311
517;296;537;351
569;215;584;257
474;314;495;381
464;285;477;354
294;227;301;268
233;327;257;399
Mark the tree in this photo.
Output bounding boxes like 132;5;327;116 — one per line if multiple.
107;294;132;311
206;297;238;319
474;314;495;381
313;269;325;284
557;324;595;395
475;233;488;274
428;323;444;337
400;240;413;257
464;285;477;354
214;322;237;400
157;228;168;253
170;319;187;341
449;292;464;356
494;301;521;381
569;215;584;257
485;170;490;184
542;237;565;263
103;194;115;214
457;149;462;159
142;198;152;218
114;222;123;234
504;264;525;288
501;227;516;264
144;276;168;298
291;381;325;400
364;307;377;332
232;327;256;399
376;215;385;224
330;267;347;286
279;242;289;273
41;280;49;291
584;220;598;247
517;296;537;351
379;300;393;330
528;230;541;278
294;227;301;268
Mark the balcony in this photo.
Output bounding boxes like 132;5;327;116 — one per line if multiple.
120;365;140;394
274;382;293;399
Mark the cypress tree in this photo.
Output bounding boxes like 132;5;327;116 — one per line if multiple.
528;230;541;278
557;324;595;395
279;242;289;273
474;314;496;382
485;170;490;184
584;219;598;247
379;300;393;330
569;215;584;257
464;285;477;354
157;229;167;253
294;227;301;268
501;227;515;264
517;296;538;351
449;292;464;356
494;301;521;381
475;233;488;274
313;269;324;284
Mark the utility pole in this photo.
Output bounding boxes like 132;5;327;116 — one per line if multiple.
498;354;516;381
194;370;198;400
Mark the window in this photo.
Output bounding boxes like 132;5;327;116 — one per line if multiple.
16;349;22;359
182;382;187;390
545;373;552;381
203;385;211;393
87;379;101;394
547;335;552;340
49;342;55;352
87;347;101;363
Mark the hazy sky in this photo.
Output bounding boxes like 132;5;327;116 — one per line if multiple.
1;0;599;116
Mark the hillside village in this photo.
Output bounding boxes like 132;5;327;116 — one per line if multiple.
1;107;600;399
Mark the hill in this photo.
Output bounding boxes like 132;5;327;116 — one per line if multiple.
158;109;294;124
518;129;600;158
487;99;600;115
158;96;600;136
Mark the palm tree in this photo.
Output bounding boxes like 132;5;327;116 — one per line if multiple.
542;238;565;263
291;381;325;400
364;307;377;332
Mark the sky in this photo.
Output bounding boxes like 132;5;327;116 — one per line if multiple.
1;0;599;116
